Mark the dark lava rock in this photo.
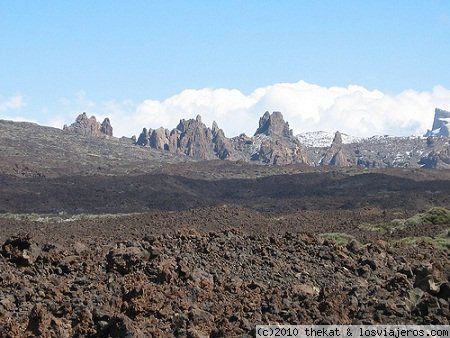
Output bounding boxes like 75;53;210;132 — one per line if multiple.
105;314;145;338
1;235;41;266
106;243;150;275
2;230;449;336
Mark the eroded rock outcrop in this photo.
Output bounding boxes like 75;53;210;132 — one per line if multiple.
135;111;309;164
100;118;113;137
419;142;450;169
254;111;292;138
63;113;113;137
249;111;309;165
419;108;450;168
135;115;236;160
175;115;217;160
425;108;450;137
135;128;150;147
319;131;353;166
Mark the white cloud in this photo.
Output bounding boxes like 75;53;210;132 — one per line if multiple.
0;95;25;113
60;90;96;109
1;116;38;124
55;81;450;138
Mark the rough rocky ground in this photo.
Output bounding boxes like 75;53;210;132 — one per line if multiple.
0;202;449;337
1;229;449;338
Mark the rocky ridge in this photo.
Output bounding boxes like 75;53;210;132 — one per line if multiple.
135;115;236;161
0;119;191;178
64;112;113;137
131;108;450;168
307;135;450;169
305;108;450;169
135;111;310;165
56;107;450;169
57;109;450;168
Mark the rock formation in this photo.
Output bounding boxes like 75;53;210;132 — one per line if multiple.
100;118;113;137
134;111;310;164
134;115;235;161
150;127;170;151
135;128;150;146
254;111;292;137
129;107;450;168
249;111;309;165
425;108;450;137
175;115;217;160
63;112;113;137
319;131;353;166
212;122;235;160
418;108;450;168
419;140;450;169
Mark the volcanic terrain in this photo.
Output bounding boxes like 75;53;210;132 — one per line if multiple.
0;118;449;337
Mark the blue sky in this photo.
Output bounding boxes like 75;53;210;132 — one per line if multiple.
1;1;450;137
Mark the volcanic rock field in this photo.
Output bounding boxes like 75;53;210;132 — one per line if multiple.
0;118;449;337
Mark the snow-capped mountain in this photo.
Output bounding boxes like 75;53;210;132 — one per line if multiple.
296;131;363;148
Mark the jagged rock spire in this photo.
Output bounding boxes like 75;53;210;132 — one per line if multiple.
254;111;292;137
425;108;450;137
63;112;113;137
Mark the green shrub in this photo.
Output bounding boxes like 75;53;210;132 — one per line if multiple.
395;228;450;251
413;207;450;225
360;207;450;234
319;232;355;246
359;219;405;234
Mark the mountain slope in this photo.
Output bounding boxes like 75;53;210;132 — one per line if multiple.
0;119;192;177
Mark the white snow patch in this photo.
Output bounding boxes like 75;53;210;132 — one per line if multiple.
297;131;363;148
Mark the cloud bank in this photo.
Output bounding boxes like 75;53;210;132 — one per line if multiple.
0;95;34;123
51;81;450;138
0;96;25;113
101;81;450;138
